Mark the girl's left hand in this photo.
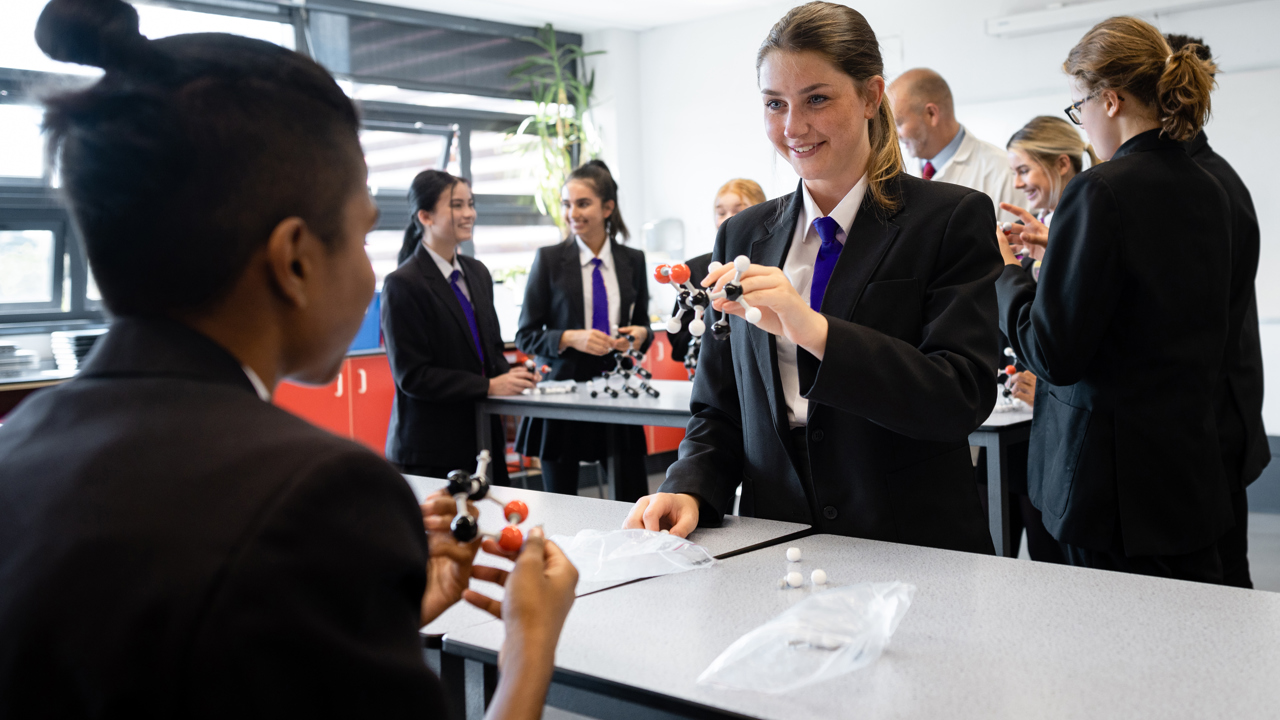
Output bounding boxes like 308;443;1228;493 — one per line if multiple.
420;490;488;626
702;262;828;359
615;325;648;352
996;225;1022;266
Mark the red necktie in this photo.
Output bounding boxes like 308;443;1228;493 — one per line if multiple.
922;161;936;180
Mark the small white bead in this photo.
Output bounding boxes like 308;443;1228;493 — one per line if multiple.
660;529;669;534
811;569;827;585
786;571;803;588
745;307;762;324
733;255;751;272
708;261;724;272
785;547;802;562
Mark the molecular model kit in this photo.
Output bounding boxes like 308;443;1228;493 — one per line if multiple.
446;450;531;552
589;333;661;400
994;347;1029;412
654;256;757;379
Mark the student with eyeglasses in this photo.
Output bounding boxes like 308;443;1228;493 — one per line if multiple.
994;17;1233;583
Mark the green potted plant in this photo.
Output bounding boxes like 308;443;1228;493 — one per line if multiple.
510;24;603;229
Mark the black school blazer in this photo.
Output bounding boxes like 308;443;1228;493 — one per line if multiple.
516;236;653;381
1187;131;1270;488
662;175;1002;554
997;129;1234;556
667;251;713;363
382;243;510;472
0;318;446;717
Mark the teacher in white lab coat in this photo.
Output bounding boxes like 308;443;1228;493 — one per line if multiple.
888;68;1019;222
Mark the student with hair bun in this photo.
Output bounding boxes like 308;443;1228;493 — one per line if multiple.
516;159;653;499
382;169;537;482
626;2;1002;554
0;1;575;716
669;178;768;363
995;17;1233;582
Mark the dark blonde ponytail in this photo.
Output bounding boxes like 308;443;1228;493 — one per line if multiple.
1158;44;1216;141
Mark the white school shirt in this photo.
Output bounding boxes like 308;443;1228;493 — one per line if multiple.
577;236;621;334
424;243;469;302
241;364;271;402
778;174;869;427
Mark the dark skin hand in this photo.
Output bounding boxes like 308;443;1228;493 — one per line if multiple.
419;490;519;626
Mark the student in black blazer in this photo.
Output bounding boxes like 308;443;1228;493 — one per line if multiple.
382;170;537;482
516;161;653;500
0;4;576;716
1165;34;1269;588
996;18;1232;582
669;179;768;363
626;4;1000;554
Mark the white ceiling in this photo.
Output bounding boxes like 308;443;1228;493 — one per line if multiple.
368;0;781;33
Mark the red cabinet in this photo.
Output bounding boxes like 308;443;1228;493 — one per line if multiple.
642;331;688;455
349;355;395;452
273;353;394;456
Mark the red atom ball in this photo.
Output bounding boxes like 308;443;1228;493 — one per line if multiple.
669;264;691;285
499;525;524;552
1005;364;1017;376
653;264;672;283
504;500;529;525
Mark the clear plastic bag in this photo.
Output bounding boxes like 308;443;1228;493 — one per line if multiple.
549;528;715;584
697;581;916;693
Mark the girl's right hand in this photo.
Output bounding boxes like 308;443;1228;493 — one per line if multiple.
559;329;616;356
1000;203;1049;257
464;528;578;668
622;492;700;537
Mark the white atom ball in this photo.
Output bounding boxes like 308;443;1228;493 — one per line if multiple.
708;261;724;272
811;569;827;585
786;547;802;562
733;255;751;273
786;571;803;588
667;318;682;333
689;319;706;337
745;307;762;324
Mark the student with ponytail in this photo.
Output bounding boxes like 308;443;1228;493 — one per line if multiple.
381;169;537;481
0;2;575;716
995;17;1233;582
515;159;653;499
626;2;1002;554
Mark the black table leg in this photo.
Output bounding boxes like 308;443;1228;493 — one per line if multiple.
985;439;1012;558
605;424;620;501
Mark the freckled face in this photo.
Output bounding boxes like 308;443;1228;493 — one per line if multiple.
760;50;875;183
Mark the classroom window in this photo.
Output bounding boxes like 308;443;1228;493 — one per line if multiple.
361;129;459;192
0;105;46;180
0;229;57;307
469;131;540;196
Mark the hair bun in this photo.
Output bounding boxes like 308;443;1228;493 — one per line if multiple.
35;0;149;70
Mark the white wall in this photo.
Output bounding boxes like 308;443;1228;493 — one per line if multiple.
612;0;1280;424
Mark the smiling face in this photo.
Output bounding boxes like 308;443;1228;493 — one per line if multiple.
562;179;613;245
1009;149;1054;212
760;50;879;194
419;180;476;247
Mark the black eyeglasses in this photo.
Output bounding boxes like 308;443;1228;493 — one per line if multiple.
1064;93;1094;125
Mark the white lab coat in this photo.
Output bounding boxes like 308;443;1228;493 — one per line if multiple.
907;129;1022;223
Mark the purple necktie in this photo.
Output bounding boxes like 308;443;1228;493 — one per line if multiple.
590;258;610;334
450;270;485;375
809;216;844;312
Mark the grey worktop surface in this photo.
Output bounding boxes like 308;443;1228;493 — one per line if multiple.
445;533;1280;720
975;405;1033;429
404;475;808;639
479;379;692;415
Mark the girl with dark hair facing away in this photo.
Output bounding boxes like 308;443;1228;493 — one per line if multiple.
382;169;537;482
994;17;1233;582
0;2;575;718
515;159;653;500
626;2;1002;554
